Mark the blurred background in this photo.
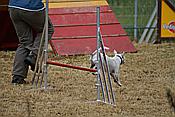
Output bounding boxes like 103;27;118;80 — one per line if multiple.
108;0;157;41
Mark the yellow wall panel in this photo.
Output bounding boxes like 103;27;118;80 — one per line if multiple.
161;0;175;38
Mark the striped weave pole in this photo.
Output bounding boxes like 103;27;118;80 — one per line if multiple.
43;0;49;89
99;31;116;105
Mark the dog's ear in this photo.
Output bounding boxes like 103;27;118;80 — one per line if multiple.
114;49;117;54
122;52;125;55
92;50;97;55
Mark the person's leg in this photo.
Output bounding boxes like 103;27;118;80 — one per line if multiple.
22;9;54;70
9;8;33;83
12;47;30;84
21;9;54;55
32;17;54;55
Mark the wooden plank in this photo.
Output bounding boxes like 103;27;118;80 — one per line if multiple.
49;5;112;15
49;5;137;55
51;34;127;40
50;36;137;55
47;1;108;8
52;24;126;37
50;12;118;25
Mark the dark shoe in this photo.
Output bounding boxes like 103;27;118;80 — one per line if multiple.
24;54;36;71
12;75;26;84
24;54;42;73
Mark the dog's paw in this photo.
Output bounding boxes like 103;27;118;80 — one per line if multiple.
92;72;98;75
114;80;122;87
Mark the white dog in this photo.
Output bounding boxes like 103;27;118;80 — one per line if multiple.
90;49;125;87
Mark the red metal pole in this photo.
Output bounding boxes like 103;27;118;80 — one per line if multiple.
47;60;97;72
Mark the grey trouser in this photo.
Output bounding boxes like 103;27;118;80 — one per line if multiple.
9;8;54;78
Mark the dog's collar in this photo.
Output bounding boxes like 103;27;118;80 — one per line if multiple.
116;55;124;64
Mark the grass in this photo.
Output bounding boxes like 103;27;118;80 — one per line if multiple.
0;43;175;117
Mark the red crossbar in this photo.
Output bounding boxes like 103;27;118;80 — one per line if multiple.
47;60;97;72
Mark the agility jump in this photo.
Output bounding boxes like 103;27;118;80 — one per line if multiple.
31;4;116;106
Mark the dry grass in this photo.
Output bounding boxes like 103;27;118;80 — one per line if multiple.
0;43;175;117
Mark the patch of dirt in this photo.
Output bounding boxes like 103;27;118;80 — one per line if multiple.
0;43;175;117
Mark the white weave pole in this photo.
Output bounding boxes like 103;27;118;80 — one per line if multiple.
43;0;49;89
99;31;116;105
32;25;45;87
96;6;116;105
96;6;101;102
96;6;107;103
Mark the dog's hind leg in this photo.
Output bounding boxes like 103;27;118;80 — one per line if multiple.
110;73;122;87
115;75;122;87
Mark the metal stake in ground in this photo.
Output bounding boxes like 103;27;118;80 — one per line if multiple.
32;25;45;87
31;0;49;89
96;6;101;102
43;0;49;89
